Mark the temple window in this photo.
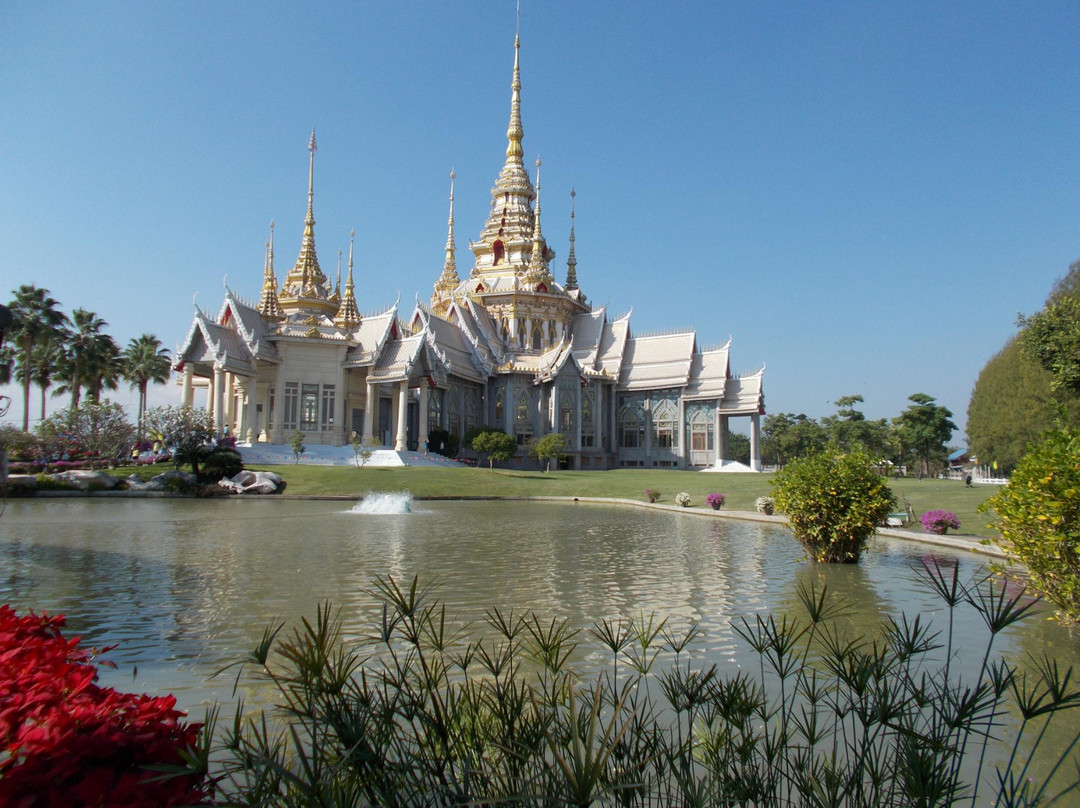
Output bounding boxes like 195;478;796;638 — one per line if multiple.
531;325;542;350
301;384;319;431
493;240;505;265
617;397;645;448
653;399;679;449
516;390;530;423
495;390;504;421
320;385;335;429
689;409;714;451
548;322;557;346
560;394;573;433
284;382;299;430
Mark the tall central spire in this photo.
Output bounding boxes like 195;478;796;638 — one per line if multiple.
505;34;524;167
279;129;334;317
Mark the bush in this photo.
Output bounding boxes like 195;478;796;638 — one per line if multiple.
207;570;1080;807
644;488;660;503
0;606;210;806
197;446;243;481
706;492;725;509
675;491;692;507
755;495;775;515
921;509;961;535
982;427;1080;622
772;448;895;562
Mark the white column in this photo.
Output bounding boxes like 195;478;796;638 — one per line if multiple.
224;373;236;433
213;367;225;438
336;365;347;445
181;365;194;408
418;378;430;452
750;413;762;471
713;407;722;466
234;380;247;440
678;397;686;468
364;380;378;443
395;380;409;451
273;361;287;444
246;380;259;442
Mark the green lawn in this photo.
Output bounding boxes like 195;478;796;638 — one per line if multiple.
241;464;1003;538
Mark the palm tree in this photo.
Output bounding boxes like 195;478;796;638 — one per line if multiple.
30;334;62;420
8;285;68;431
121;334;172;441
55;308;119;410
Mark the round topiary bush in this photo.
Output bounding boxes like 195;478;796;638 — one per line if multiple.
772;448;895;563
197;446;244;481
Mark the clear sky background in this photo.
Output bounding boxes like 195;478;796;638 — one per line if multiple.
2;1;1078;438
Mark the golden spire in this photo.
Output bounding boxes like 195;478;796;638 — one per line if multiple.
257;220;284;319
279;129;335;317
336;229;361;328
565;188;579;291
334;249;343;302
505;33;524;166
525;156;551;287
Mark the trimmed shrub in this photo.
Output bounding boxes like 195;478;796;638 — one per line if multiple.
982;427;1080;622
772;448;895;562
197;447;243;481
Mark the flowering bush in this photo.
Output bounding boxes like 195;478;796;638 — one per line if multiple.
921;510;961;535
706;492;726;509
0;606;211;807
755;495;775;515
675;491;692;507
644;488;661;503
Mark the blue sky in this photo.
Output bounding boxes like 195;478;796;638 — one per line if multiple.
2;1;1078;437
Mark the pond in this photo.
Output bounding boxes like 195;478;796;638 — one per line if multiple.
3;495;1078;784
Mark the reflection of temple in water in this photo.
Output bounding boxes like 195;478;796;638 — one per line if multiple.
175;30;765;470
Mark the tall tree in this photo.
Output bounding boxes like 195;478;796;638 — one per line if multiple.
7;285;68;431
1018;296;1080;397
29;334;63;421
967;337;1079;475
893;393;957;477
762;412;826;467
821;395;891;458
121;334;172;441
55;309;119;408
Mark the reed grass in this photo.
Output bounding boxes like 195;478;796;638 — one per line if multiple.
198;561;1079;807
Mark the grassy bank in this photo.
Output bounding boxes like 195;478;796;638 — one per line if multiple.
243;463;1002;538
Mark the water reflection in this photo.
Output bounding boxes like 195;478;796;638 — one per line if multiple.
2;498;1077;731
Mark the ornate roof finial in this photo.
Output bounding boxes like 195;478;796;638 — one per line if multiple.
565;188;579;291
335;249;343;296
257;220;284;319
336;228;361;328
505;24;524;167
526;156;550;284
432;168;461;309
280;129;332;316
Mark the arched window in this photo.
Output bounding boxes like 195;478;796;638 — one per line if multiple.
617;398;645;448
548;322;558;346
493;240;505;265
560;394;574;433
653;399;679;449
532;325;542;350
689;408;714;452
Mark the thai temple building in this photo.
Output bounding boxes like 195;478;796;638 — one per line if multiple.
174;33;766;470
